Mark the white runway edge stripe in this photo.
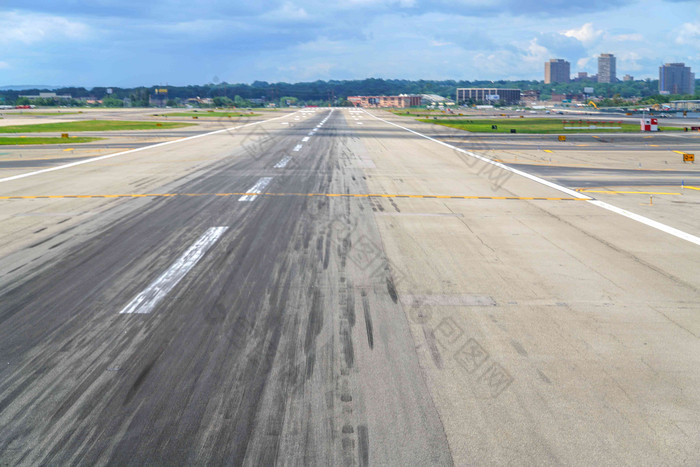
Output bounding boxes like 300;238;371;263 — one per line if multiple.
588;200;700;246
363;110;700;247
238;176;273;201
0;112;297;184
119;226;228;314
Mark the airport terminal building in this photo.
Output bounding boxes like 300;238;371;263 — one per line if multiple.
348;94;421;108
456;88;521;105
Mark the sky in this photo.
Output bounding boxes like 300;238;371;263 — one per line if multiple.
1;0;699;87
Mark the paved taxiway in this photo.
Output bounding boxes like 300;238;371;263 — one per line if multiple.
1;108;699;465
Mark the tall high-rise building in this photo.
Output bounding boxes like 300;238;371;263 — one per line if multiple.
597;53;616;83
659;63;695;95
544;59;570;84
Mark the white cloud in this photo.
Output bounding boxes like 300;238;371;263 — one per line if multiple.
442;0;502;6
0;11;90;45
613;33;643;41
675;22;700;47
465;38;552;79
1;0;698;85
562;22;604;45
522;38;550;65
618;51;642;71
268;2;310;21
154;18;241;37
342;0;416;8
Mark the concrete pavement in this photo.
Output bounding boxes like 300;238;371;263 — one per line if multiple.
0;108;699;465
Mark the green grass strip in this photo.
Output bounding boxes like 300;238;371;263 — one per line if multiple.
0;120;194;133
6;112;82;116
157;111;261;118
418;118;683;133
0;136;103;145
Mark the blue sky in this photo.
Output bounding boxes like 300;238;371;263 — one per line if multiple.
1;0;698;87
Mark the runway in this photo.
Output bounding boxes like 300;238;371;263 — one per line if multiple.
1;108;699;465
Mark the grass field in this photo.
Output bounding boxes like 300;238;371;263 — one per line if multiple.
393;110;456;117
0;120;194;133
418;118;683;133
7;112;82;116
157;111;261;118
0;136;103;145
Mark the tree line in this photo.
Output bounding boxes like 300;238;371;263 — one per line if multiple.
1;78;698;107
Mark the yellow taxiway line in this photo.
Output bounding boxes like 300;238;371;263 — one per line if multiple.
0;192;589;201
577;189;681;195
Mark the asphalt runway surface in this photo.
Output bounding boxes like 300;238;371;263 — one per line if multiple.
1;108;699;465
0;109;450;465
497;164;700;188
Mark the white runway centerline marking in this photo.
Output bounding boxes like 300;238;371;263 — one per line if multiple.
239;176;273;201
308;131;314;136
274;156;292;168
119;226;228;314
293;144;303;152
302;136;310;142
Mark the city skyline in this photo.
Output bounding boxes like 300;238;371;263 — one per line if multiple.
543;54;697;91
0;0;698;87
